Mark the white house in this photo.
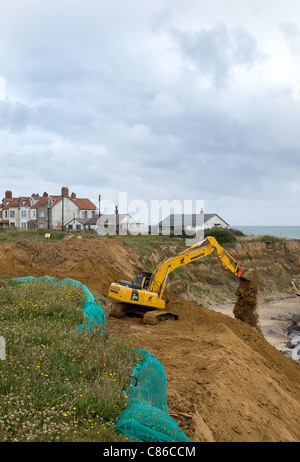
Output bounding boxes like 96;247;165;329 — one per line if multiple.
150;213;229;235
0;187;97;231
48;188;97;230
203;214;229;229
97;206;145;235
0;191;39;229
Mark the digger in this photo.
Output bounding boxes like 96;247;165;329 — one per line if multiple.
108;236;259;323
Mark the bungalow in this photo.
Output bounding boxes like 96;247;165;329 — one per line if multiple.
149;213;229;236
64;217;93;231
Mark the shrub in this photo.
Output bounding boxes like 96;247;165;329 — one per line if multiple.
204;227;239;244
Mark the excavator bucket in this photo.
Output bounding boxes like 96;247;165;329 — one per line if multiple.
239;268;259;287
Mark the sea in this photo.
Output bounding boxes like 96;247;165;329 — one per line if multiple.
231;226;300;240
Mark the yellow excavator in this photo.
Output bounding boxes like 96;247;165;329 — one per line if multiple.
108;236;259;323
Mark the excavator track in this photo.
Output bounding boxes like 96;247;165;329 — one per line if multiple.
142;310;178;325
109;303;135;318
109;302;178;324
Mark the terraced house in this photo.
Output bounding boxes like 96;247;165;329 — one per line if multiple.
0;187;97;230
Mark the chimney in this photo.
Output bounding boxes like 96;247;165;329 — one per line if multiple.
61;187;69;198
115;205;119;215
5;190;12;199
43;192;48;197
71;192;76;199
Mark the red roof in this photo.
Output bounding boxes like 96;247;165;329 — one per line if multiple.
49;198;62;208
1;197;30;210
1;192;96;212
71;198;96;210
31;197;49;209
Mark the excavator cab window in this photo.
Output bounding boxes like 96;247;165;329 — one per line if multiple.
143;276;151;289
119;272;152;290
119;278;142;290
134;274;144;288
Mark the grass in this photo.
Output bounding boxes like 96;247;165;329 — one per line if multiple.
0;280;142;442
0;228;99;242
118;234;187;257
191;283;210;295
257;234;282;242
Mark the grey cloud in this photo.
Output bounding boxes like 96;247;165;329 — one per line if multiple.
0;1;299;225
171;22;265;87
0;100;30;132
280;22;300;54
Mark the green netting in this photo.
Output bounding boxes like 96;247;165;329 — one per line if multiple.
4;276;190;442
115;348;191;442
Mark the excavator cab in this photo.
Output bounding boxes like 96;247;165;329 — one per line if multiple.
119;271;152;291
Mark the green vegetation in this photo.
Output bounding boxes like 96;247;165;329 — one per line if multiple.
0;228;67;242
119;228;246;255
0;228;98;242
0;280;142;442
257;235;282;242
204;227;243;244
0;226;287;247
191;283;210;295
119;234;187;257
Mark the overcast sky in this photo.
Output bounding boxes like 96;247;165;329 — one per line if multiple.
0;0;300;226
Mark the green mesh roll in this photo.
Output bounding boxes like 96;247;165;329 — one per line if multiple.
116;349;191;442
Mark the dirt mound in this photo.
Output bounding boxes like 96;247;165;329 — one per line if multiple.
0;236;300;442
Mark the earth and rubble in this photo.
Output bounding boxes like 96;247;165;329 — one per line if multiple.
0;235;299;442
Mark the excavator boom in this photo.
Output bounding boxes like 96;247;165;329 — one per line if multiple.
147;236;258;299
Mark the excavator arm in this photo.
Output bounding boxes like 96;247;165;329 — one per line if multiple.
148;236;258;301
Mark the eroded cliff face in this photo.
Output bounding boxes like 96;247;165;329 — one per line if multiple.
0;236;299;305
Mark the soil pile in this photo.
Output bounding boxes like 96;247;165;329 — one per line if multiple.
0;236;299;442
233;280;261;333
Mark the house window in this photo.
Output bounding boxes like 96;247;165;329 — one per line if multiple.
82;211;87;218
9;222;15;227
10;211;15;217
39;210;44;218
68;224;73;230
76;225;81;230
4;211;8;218
21;222;27;229
21;210;27;218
